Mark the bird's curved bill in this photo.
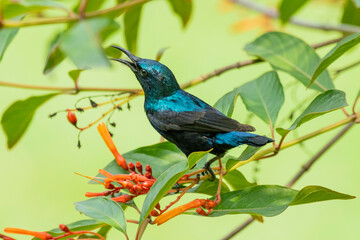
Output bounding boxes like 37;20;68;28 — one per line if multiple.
109;45;140;73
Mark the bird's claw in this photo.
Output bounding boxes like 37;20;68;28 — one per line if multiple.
202;164;216;181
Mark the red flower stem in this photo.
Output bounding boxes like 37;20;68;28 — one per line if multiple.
53;230;105;240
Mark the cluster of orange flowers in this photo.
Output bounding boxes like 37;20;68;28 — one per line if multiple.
1;122;222;239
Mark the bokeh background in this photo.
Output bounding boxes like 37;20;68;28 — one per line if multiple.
0;0;359;239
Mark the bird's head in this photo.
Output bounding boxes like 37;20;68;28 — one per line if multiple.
110;46;180;100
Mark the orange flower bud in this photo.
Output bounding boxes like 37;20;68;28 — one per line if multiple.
203;200;216;210
150;210;160;217
67;111;77;126
111;194;133;203
196;208;207;216
4;228;52;240
145;164;152;175
85;191;110;197
142;181;154;188
119;180;134;189
59;224;69;232
136;161;143;174
128;162;135;172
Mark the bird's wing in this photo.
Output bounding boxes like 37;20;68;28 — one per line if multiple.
147;109;255;133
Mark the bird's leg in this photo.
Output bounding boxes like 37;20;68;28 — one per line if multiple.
203;154;225;181
214;158;223;205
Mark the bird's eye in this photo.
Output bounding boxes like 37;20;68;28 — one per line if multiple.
140;69;148;77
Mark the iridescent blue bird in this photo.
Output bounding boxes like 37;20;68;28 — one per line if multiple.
110;46;274;179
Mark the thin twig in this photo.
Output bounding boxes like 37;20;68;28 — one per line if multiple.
222;121;355;240
0;36;342;94
2;0;150;28
79;0;89;18
231;0;360;33
0;81;142;93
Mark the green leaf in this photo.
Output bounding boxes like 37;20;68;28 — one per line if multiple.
276;90;348;135
139;150;210;225
245;32;334;92
104;45;123;58
73;0;106;13
342;0;360;26
68;69;86;83
279;0;309;24
310;33;360;86
239;71;284;125
214;87;241;117
97;225;112;238
48;219;104;235
32;219;105;240
226;146;260;171
212;185;297;217
167;0;192;27
223;170;256;190
124;3;143;53
189;178;230;196
94;142;187;182
210;185;354;217
3;0;67;18
43;33;65;74
290;186;355;206
0;16;22;61
60;18;119;69
75;197;126;233
1;93;57;149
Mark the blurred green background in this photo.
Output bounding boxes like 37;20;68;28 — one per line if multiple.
0;0;359;239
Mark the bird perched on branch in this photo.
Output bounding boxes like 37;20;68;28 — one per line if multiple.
110;46;273;179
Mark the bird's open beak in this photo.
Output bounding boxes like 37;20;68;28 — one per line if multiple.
109;46;140;73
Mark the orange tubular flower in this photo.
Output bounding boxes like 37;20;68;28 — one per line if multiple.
97;122;128;170
154;199;206;225
111;194;134;203
4;228;52;240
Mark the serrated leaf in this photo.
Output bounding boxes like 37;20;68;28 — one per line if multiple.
245;32;334;92
290;185;355;205
167;0;192;27
75;197;126;233
239;71;284;125
310;33;360;86
139;150;210;225
223;170;256;190
1;93;57;149
124;3;143;53
0;16;22;61
93;142;187;182
214;87;241;117
279;0;309;24
342;0;360;26
276;90;347;136
60;18;119;69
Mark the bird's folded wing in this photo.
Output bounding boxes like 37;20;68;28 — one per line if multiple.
147;110;255;132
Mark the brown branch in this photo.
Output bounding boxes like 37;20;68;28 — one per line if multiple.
2;0;150;28
231;0;360;33
0;81;142;93
222;121;356;240
79;0;89;18
0;36;342;94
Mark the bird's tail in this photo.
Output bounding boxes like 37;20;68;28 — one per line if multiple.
242;134;274;147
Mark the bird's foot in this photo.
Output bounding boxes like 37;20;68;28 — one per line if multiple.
202;163;216;181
